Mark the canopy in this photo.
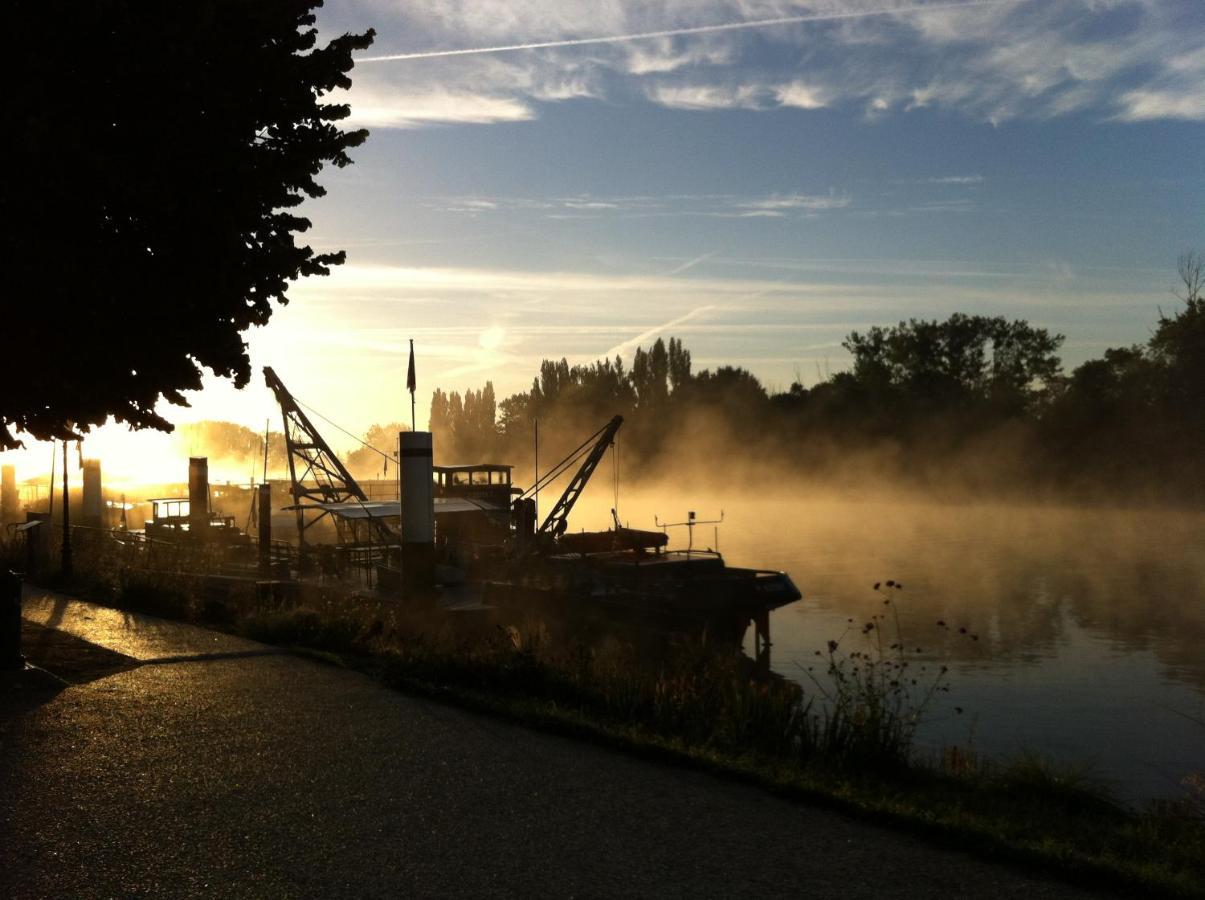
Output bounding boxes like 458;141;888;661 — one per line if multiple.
281;497;504;520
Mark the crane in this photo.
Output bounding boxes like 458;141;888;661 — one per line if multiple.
263;366;395;548
520;415;622;544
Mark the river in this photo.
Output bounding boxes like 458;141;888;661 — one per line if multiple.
575;488;1205;803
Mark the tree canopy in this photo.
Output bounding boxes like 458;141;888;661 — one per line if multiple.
2;1;374;449
842;314;1063;414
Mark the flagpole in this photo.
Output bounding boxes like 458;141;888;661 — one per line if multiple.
408;339;416;431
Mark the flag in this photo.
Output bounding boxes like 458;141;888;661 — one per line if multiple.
406;338;416;395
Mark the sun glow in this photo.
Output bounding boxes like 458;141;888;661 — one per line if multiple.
0;420;264;495
478;325;506;350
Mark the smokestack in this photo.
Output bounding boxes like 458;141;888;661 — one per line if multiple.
82;459;102;529
399;431;434;589
189;457;209;536
0;465;16;524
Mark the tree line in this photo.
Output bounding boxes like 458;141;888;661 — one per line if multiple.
178;255;1204;501
422;256;1205;502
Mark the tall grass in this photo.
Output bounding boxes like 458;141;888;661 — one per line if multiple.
799;581;969;769
236;579;974;775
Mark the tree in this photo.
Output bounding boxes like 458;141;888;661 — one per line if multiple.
1148;250;1205;438
668;337;693;392
174;420;286;472
2;1;375;449
685;366;769;419
843;314;1063;414
346;422;408;478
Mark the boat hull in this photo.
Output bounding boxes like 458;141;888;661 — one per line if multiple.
484;550;801;624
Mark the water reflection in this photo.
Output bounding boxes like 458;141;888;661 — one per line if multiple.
575;491;1205;801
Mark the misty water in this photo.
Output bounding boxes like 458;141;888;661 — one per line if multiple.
576;489;1205;803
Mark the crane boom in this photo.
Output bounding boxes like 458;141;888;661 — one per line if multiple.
263;366;391;546
537;415;622;539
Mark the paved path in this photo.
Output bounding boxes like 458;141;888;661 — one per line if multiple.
2;591;1104;899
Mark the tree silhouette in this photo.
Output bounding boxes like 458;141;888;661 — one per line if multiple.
843;314;1063;415
2;1;374;449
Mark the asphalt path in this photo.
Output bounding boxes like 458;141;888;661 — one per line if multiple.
1;590;1105;899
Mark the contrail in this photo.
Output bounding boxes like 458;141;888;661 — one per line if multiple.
663;252;716;277
601;276;792;359
357;0;1016;63
604;305;717;361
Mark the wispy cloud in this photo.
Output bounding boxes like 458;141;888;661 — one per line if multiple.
739;193;851;212
645;82;768;110
775;82;829;110
1114;88;1205;123
356;1;1014;63
337;0;1205;127
342;87;533;127
896;174;985;184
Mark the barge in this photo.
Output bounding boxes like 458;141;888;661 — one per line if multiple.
264;367;801;664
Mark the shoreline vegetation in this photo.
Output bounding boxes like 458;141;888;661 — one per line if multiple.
11;551;1204;899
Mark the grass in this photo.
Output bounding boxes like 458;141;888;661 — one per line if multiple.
8;536;1205;898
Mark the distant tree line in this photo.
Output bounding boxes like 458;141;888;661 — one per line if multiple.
401;256;1204;501
174;421;286;476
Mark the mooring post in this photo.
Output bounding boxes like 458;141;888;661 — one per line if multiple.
1;570;24;671
257;483;272;573
399;430;435;597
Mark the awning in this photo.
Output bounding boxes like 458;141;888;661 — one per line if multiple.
282;497;504;519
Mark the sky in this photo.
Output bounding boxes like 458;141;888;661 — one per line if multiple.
4;0;1204;477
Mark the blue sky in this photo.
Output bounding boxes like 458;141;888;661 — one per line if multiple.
250;0;1201;435
5;0;1203;476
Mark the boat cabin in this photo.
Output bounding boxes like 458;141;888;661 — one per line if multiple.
144;497;240;541
433;464;518;508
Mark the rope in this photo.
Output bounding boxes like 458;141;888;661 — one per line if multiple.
293;396;394;462
517;420;610;499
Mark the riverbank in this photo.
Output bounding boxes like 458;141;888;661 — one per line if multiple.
0;590;1098;899
10;572;1204;898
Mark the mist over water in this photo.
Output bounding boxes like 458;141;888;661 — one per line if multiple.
8;411;1202;802
573;482;1205;802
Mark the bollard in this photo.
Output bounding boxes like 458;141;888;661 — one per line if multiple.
1;570;24;671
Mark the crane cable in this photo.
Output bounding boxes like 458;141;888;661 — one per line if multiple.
517;419;613;500
292;396;395;462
